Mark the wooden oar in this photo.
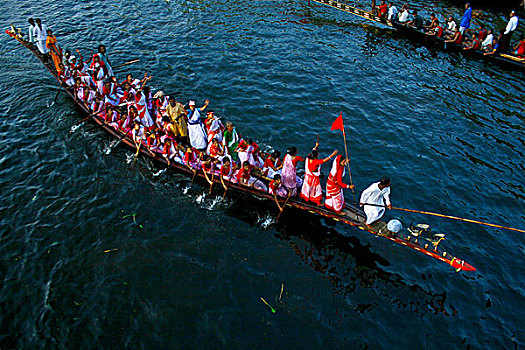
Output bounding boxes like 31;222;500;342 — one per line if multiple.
189;168;198;187
133;142;141;162
113;59;139;70
275;191;292;221
362;203;525;233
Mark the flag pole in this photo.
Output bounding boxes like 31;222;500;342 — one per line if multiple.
341;114;358;218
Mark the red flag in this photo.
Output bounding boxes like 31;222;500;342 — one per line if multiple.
331;112;344;132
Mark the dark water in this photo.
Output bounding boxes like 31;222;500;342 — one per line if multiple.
0;0;524;348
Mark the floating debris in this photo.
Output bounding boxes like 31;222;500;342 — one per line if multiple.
260;297;276;314
122;212;143;229
103;248;118;253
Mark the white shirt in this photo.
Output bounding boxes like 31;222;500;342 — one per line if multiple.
448;20;457;32
360;182;391;225
388;5;398;21
481;33;493;48
504;15;518;34
34;24;47;41
399;9;409;23
28;25;35;42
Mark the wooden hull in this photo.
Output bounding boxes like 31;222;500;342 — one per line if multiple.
5;27;475;272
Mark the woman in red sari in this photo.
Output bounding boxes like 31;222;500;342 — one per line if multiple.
300;143;337;205
325;155;354;213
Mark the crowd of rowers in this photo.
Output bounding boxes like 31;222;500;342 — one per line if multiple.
372;1;524;57
22;19;394;227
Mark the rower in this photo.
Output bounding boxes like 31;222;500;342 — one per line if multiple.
359;177;392;228
376;0;388;18
237;161;268;191
223;121;240;162
220;157;238;184
445;29;463;44
459;2;472;36
262;151;282;178
325;155;354;213
481;29;494;50
387;2;398;21
407;10;424;30
299;143;337;206
398;4;409;23
187;99;209;151
463;33;480;50
89;54;108;94
269;174;287;197
209;138;226;164
513;34;525;57
281;146;304;197
446;17;457;36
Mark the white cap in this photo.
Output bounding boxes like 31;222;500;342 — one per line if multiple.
188;100;195;106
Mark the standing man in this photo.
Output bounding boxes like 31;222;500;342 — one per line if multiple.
502;10;519;52
27;18;36;43
387;2;398;21
459;3;472;35
359;177;391;228
166;96;188;143
33;19;49;56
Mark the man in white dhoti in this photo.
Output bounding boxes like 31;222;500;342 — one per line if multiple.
27;18;36;43
359;177;392;227
33;19;49;55
187;99;209;151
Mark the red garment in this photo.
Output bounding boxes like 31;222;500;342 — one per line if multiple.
379;3;388;15
292;156;304;167
517;41;525;56
307;159;324;173
220;164;231;177
202;162;213;173
325;155;349;213
478;28;487;41
236;166;253;184
472;38;480;50
454;32;463;44
436;26;444;38
209;143;223;159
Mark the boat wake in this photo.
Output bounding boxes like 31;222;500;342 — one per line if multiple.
125;153;134;164
152;169;166;177
69;123;81;133
104;140;121;155
257;213;276;229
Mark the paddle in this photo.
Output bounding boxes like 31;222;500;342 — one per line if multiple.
113;59;139;70
49;82;65;107
275;191;292;221
362;203;525;233
133;142;141;163
189;168;198;187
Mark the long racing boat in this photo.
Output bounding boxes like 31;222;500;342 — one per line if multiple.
5;25;476;272
310;0;525;72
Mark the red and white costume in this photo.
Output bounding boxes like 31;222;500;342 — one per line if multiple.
324;155;351;213
300;157;325;205
262;155;282;178
102;82;119;106
205;115;225;146
220;164;238;184
134;91;154;128
281;154;304;196
269;180;287;197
